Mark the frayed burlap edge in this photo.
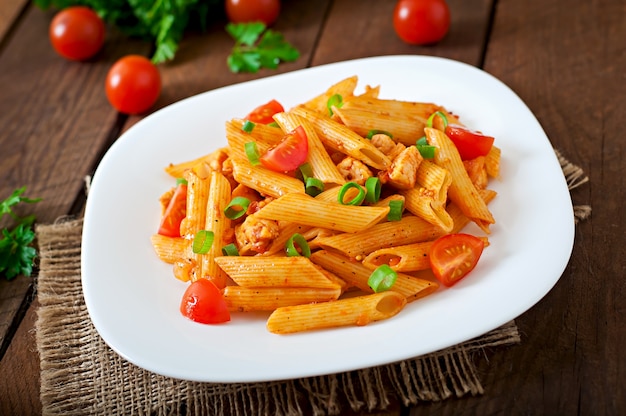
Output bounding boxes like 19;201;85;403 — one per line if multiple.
35;150;590;416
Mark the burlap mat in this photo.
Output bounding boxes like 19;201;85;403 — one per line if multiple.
34;151;590;416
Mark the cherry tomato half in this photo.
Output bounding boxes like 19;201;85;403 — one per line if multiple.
49;6;105;61
260;125;309;172
393;0;450;45
180;279;231;324
105;55;161;115
429;233;484;287
225;0;281;26
245;99;285;124
158;183;187;237
445;124;495;160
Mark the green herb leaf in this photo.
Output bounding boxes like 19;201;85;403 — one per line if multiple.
227;22;300;73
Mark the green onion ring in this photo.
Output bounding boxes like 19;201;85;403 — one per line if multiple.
221;243;239;256
416;136;428;146
417;145;437;159
176;177;188;186
192;230;214;254
426;111;449;128
285;233;311;258
305;177;324;197
364;177;381;203
224;196;251;220
245;142;261;166
366;129;393;140
327;94;343;116
337;182;366;205
387;199;404;221
267;121;280;128
298;162;314;181
368;264;398;293
242;120;256;133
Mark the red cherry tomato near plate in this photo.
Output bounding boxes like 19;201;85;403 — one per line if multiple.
429;233;485;287
158;182;187;237
445;124;495;160
260;125;309;172
49;6;105;61
105;55;161;115
225;0;281;26
393;0;450;45
245;99;285;124
180;279;231;324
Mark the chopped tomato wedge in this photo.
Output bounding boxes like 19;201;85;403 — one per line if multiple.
260;125;309;172
445;124;495;160
157;183;187;237
180;279;230;324
245;99;284;124
429;233;485;287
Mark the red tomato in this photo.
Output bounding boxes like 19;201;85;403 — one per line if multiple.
158;183;187;237
180;279;231;324
445;125;495;160
429;233;484;287
225;0;281;26
49;6;105;61
105;55;161;115
260;125;309;172
245;99;285;124
393;0;450;45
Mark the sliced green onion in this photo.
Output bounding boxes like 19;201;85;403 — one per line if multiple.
366;129;393;140
224;196;251;220
285;233;311;258
242;120;256;133
245;142;261;166
368;264;398;293
267;121;280;128
387;200;404;221
338;182;366;206
176;177;188;186
416;136;428;146
417;144;437;159
426;111;449;128
192;230;214;254
364;177;381;203
305;177;324;197
297;162;314;181
221;243;239;256
327;94;343;116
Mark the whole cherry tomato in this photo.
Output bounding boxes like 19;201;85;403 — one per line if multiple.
225;0;281;26
393;0;450;45
49;6;105;61
105;55;161;115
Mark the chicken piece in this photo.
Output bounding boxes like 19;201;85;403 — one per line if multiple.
370;133;405;160
378;146;423;190
463;156;488;189
235;215;280;254
336;156;373;185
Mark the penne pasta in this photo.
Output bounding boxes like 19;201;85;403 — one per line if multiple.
224;286;342;312
150;234;186;264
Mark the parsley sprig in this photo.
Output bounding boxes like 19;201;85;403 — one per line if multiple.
226;22;300;73
0;187;42;280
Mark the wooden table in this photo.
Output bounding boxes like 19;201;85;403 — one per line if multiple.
0;0;623;414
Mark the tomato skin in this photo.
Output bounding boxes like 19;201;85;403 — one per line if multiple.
260;125;309;172
225;0;281;26
245;99;285;124
180;279;231;324
158;183;187;237
49;6;105;61
445;125;495;160
105;55;161;115
429;233;484;287
393;0;450;45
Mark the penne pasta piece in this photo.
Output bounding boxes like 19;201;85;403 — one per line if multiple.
231;157;304;198
150;234;186;264
224;286;342;312
291;106;391;170
255;192;389;233
200;171;232;288
273;111;345;185
426;127;495;233
262;221;313;256
214;256;340;289
448;188;497;233
485;145;501;178
362;241;433;272
266;291;407;334
315;214;447;259
310;250;438;302
302;75;359;115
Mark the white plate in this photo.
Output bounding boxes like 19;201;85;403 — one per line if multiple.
82;55;574;383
